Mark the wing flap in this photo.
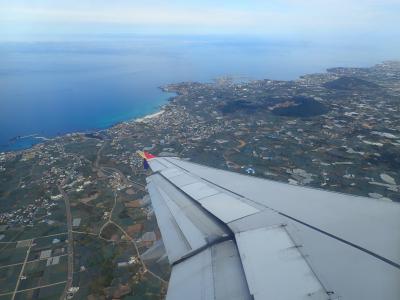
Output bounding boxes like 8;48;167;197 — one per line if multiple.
162;157;400;266
156;187;207;250
236;226;328;300
166;240;251;300
147;179;191;263
145;156;400;300
198;193;259;223
147;173;230;264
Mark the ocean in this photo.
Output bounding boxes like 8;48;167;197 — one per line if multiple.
0;35;397;151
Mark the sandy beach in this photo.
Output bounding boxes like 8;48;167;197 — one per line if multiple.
135;110;165;123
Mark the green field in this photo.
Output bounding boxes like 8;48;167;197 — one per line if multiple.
0;246;28;266
0;264;22;294
18;256;67;291
14;283;65;300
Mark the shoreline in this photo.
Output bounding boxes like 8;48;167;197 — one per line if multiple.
1;103;170;155
134;110;165;123
2;60;398;155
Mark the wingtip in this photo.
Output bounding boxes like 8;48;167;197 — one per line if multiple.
138;151;156;160
144;151;156;159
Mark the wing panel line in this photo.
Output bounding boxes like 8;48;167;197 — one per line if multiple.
151;170;255;297
160;158;400;270
279;212;400;270
171;235;232;267
155;170;233;236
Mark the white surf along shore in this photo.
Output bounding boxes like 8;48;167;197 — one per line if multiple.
134;110;165;123
4;109;166;154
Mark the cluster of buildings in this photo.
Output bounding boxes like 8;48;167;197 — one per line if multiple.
0;197;58;226
0;61;399;298
113;61;400;202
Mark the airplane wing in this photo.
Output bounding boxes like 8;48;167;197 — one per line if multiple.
144;155;400;300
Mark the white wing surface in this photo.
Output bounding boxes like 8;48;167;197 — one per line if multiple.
145;156;400;300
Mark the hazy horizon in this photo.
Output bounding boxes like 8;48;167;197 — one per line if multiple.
1;1;400;151
1;0;399;43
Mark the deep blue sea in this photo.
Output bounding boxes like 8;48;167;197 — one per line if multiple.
0;35;398;151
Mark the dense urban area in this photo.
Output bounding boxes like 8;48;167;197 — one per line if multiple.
0;61;399;299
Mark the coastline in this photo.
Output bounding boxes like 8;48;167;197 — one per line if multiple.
1;101;170;155
134;110;165;123
3;60;398;155
1;87;175;154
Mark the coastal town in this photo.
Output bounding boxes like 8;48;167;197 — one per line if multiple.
0;61;399;299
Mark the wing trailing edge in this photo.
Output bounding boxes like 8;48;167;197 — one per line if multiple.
144;156;400;300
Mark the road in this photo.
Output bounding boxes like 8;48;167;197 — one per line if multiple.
110;221;167;284
11;239;32;300
101;166;145;190
94;142;106;170
93;140;145;190
97;163;166;283
0;281;67;297
0;254;68;270
74;140;165;286
58;182;74;300
0;232;67;245
95;190;166;285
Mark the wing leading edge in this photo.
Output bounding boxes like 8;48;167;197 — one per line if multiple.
144;156;400;300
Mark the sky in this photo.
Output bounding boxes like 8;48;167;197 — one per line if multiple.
0;0;399;41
